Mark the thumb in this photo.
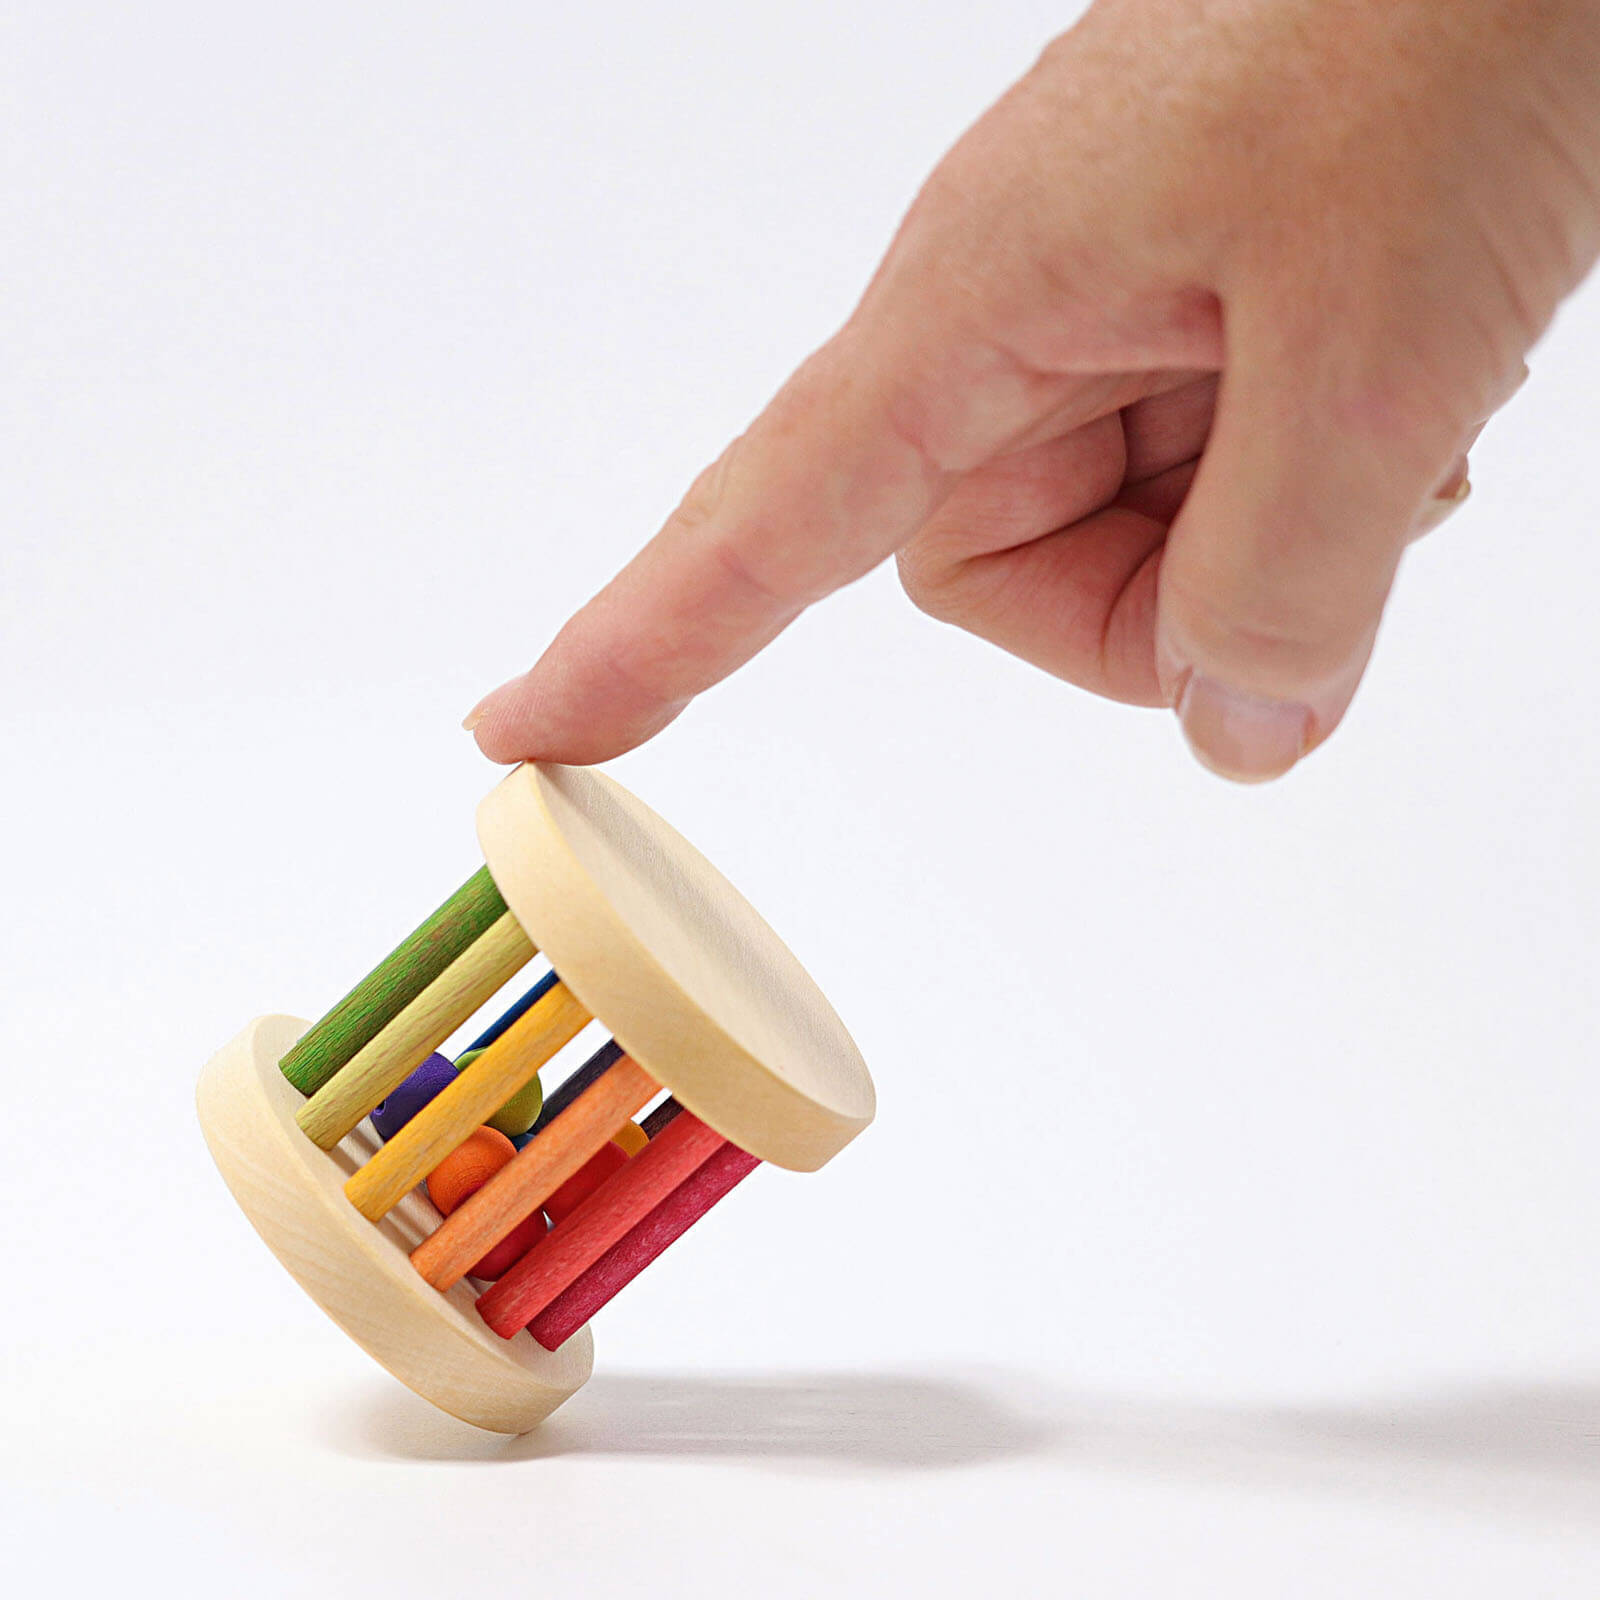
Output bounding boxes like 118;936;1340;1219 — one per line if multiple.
1154;328;1471;783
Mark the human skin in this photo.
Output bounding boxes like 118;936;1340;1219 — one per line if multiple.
466;0;1600;782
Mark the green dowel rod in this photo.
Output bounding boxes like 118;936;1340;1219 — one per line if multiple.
278;865;507;1096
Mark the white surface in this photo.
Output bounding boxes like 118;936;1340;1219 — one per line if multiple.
3;3;1597;1595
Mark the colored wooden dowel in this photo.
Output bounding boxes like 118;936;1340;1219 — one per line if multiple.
542;1141;630;1225
410;1053;658;1290
526;1039;625;1136
530;1140;760;1351
344;972;595;1222
639;1096;682;1140
422;1126;547;1281
463;967;560;1055
470;1210;548;1282
476;1109;725;1339
278;866;506;1096
344;978;592;1220
296;912;536;1150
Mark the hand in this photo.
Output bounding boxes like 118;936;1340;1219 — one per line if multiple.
466;0;1600;782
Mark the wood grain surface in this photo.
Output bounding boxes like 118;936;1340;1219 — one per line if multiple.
278;866;506;1095
296;911;535;1149
344;977;590;1220
478;763;875;1170
197;1014;592;1433
411;1052;658;1290
529;1139;760;1350
476;1109;725;1338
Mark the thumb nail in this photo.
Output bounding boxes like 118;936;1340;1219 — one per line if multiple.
1175;673;1312;783
1412;469;1471;539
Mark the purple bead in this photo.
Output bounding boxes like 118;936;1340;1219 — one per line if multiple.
370;1053;458;1141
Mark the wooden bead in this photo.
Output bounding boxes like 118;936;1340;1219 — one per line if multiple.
370;1053;457;1141
487;1082;544;1139
530;1140;759;1350
476;1109;726;1338
345;979;591;1221
410;1053;659;1291
452;1047;544;1139
469;1210;548;1281
297;912;536;1150
542;1141;629;1225
278;866;507;1096
610;1120;649;1157
426;1126;517;1216
424;1126;547;1280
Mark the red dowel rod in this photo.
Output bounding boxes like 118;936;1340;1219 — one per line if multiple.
529;1139;760;1351
477;1108;724;1337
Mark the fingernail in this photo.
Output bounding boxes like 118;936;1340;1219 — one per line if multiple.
1438;454;1470;498
463;675;522;737
1415;471;1471;537
1175;673;1311;783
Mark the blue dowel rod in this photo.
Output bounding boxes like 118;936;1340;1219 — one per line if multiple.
465;967;561;1054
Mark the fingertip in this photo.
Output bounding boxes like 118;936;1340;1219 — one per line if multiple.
1172;670;1311;783
465;680;529;766
465;671;692;767
469;674;554;765
457;670;526;764
1155;613;1373;783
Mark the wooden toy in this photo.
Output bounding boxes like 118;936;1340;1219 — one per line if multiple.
197;762;875;1433
370;1052;458;1141
426;1125;518;1215
543;1140;630;1224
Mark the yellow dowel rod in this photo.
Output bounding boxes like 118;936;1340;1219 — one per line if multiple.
296;912;536;1150
344;979;593;1221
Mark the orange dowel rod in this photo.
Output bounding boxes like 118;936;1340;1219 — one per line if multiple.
410;1053;658;1291
476;1109;725;1338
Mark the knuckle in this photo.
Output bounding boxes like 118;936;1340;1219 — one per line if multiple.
1328;355;1477;477
896;548;970;625
672;440;741;535
1163;570;1381;694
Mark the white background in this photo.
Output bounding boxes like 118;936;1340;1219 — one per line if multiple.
3;3;1597;1595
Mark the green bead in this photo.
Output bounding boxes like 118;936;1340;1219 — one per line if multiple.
457;1047;545;1137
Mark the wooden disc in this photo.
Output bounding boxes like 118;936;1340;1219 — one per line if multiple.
477;763;876;1172
196;1014;593;1434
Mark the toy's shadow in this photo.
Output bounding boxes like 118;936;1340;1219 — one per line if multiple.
319;1367;1600;1524
322;1367;1054;1469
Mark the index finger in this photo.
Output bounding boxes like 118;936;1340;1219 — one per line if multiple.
467;324;954;764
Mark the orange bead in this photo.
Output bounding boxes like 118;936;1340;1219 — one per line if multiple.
543;1140;629;1225
611;1120;649;1157
426;1126;516;1216
470;1208;548;1281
